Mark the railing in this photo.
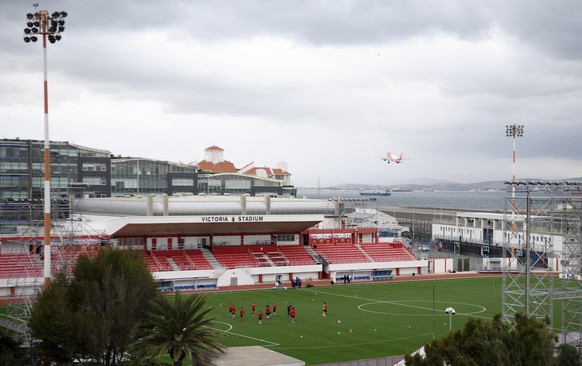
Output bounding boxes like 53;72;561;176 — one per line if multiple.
182;250;196;269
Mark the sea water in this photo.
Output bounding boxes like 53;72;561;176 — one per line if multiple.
297;189;510;211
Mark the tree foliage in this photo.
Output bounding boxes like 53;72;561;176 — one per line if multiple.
0;327;26;365
555;343;582;366
132;292;224;366
28;248;158;365
404;313;561;366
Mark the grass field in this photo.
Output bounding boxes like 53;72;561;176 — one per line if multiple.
201;276;504;365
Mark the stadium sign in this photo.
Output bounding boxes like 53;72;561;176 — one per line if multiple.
201;215;265;223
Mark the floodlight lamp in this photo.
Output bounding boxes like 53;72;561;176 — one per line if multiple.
24;28;31;34
55;34;61;41
31;27;38;33
49;26;56;33
31;36;38;42
27;21;34;27
58;26;65;32
52;11;61;18
48;35;56;43
60;11;68;18
33;21;39;27
24;36;31;43
58;19;65;26
27;13;34;20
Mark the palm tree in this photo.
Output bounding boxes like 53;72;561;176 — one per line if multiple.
133;292;224;366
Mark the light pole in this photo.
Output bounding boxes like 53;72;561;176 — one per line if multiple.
445;306;455;332
505;124;524;261
23;3;68;288
412;206;415;247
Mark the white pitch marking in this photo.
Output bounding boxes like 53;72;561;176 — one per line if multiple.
206;321;279;347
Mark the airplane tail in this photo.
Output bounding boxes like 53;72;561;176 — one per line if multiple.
386;152;404;163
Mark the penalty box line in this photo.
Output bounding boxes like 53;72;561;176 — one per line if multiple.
303;288;489;318
206;321;280;347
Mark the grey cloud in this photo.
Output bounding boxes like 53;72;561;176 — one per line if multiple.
486;0;582;60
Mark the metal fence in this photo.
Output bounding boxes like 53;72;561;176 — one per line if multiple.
315;355;404;366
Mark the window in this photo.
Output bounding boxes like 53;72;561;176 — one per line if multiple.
276;234;295;242
82;177;107;185
82;163;106;172
225;180;251;189
172;178;194;186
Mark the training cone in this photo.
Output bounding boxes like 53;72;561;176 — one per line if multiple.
349;328;352;334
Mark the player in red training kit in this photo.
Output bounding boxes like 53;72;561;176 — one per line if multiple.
239;307;245;322
251;302;255;316
265;303;271;319
272;303;277;316
258;310;263;325
322;302;328;317
289;307;296;323
229;303;235;319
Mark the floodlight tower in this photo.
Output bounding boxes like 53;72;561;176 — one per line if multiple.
445;307;456;332
506;124;524;258
23;3;68;288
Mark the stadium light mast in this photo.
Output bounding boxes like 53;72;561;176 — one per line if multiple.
505;124;524;259
445;307;455;332
23;3;68;288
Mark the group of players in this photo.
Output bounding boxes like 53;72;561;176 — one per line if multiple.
228;301;328;324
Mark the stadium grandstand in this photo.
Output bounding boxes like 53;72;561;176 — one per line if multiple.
0;194;453;298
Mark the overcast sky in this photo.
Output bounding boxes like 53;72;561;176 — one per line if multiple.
2;0;581;187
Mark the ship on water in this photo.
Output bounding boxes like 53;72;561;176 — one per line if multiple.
564;186;582;195
391;187;412;192
359;189;391;197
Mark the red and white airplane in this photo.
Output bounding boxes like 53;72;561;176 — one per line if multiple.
382;152;405;164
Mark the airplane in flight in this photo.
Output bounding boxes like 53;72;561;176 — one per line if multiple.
382;152;405;164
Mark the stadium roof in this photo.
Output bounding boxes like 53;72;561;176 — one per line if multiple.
83;214;324;237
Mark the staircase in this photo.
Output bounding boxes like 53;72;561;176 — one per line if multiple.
165;257;181;271
201;248;223;269
261;254;275;266
305;246;323;264
355;244;375;262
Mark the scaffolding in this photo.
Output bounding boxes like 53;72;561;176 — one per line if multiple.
1;185;104;333
502;181;582;347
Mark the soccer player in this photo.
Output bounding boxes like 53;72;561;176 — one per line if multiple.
239;307;245;322
258;310;263;325
272;303;277;316
290;306;296;323
229;303;236;319
251;302;255;316
266;303;271;319
322;302;328;317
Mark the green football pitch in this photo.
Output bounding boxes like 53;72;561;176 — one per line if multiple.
201;276;503;365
